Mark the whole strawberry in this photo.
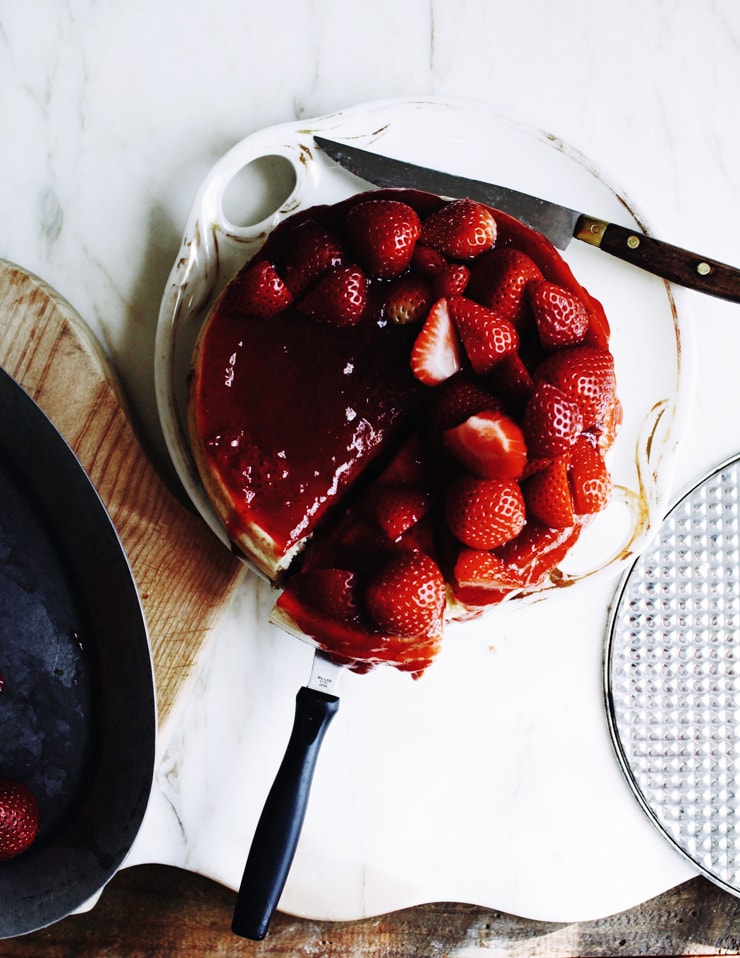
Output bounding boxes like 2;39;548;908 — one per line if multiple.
0;778;40;860
445;476;526;550
364;553;445;638
297;264;369;327
346;198;422;279
420;198;497;260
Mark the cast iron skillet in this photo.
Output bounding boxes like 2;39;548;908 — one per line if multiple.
0;365;156;938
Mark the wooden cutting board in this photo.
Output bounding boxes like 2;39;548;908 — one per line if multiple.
0;259;246;732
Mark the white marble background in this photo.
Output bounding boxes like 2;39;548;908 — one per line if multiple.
2;0;740;925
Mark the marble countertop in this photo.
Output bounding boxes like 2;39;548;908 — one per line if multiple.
2;0;740;941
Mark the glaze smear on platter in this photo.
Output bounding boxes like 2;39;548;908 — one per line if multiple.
189;189;620;676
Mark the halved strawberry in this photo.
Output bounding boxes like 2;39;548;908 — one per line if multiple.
530;279;589;350
346;198;422;279
433;262;470;299
570;434;613;514
445;476;526;550
466;247;543;330
366;485;432;541
385;273;433;325
443;410;527;479
364;553;446;638
233;259;293;318
523;457;574;528
297;264;368;327
410;298;462;386
274;218;345;296
535;346;616;429
521;382;583;457
449;295;519;374
420;198;497;260
494;521;581;587
0;779;39;861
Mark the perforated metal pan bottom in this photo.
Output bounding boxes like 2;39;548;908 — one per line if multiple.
605;453;740;897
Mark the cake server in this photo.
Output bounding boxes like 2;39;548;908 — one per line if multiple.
315;136;740;303
231;650;341;940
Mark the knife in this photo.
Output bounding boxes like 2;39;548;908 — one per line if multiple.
231;651;342;940
315;135;740;303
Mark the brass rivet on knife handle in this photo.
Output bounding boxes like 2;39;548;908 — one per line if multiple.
574;216;740;302
574;214;608;247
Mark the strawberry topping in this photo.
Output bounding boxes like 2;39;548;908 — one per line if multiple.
410;297;462;386
443;410;527;479
420;198;497;260
233;260;293;319
530;279;589;350
523;457;575;528
521;382;584;457
449;295;519;374
297;264;369;327
445;476;526;550
346;197;422;279
570;433;613;514
364;553;446;638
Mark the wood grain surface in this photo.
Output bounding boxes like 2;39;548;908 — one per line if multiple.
0;259;245;732
0;865;738;956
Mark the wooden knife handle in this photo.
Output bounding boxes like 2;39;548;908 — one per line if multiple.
575;215;740;303
231;686;339;941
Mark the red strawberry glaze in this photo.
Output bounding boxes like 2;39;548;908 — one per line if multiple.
189;188;619;673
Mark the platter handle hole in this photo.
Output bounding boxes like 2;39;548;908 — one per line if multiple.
221;154;297;231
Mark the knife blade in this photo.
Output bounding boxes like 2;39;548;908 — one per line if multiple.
231;651;342;940
315;135;740;303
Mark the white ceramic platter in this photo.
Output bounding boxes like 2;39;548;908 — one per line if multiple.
151;97;697;923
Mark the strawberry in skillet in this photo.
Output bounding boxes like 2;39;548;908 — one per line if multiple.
442;410;527;479
530;279;589;350
0;779;39;861
445;476;526;550
297;264;369;327
410;298;463;386
232;259;294;319
346;197;422;279
420;198;497;260
364;553;446;638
